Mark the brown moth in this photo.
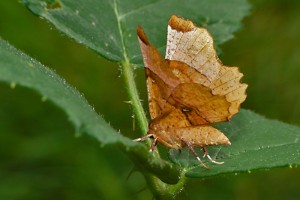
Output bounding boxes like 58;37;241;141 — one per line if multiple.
135;15;247;168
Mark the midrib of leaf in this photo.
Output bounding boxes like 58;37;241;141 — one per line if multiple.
112;0;129;63
117;1;159;20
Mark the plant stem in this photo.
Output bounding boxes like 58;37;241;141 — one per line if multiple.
114;0;148;137
145;171;188;199
121;60;148;136
121;60;161;157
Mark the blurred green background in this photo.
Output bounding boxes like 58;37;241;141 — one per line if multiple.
0;0;300;199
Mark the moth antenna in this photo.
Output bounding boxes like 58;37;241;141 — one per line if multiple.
181;138;210;169
133;134;153;142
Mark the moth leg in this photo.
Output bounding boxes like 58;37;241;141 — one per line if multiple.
133;134;158;153
202;147;224;165
181;138;210;169
149;138;158;153
133;134;153;142
202;147;208;158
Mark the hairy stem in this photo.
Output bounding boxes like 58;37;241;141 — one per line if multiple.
114;0;148;137
121;60;148;136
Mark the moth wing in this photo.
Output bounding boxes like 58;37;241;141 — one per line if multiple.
210;67;248;118
169;82;231;124
145;68;178;120
172;125;230;146
149;108;230;148
166;15;220;82
166;15;247;119
137;26;178;119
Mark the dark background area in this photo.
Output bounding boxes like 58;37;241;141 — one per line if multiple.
0;0;300;199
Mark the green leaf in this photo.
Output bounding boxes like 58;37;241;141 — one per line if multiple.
23;0;250;64
0;38;180;184
0;37;126;146
169;109;300;178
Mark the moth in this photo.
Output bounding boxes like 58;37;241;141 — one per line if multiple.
135;15;247;168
